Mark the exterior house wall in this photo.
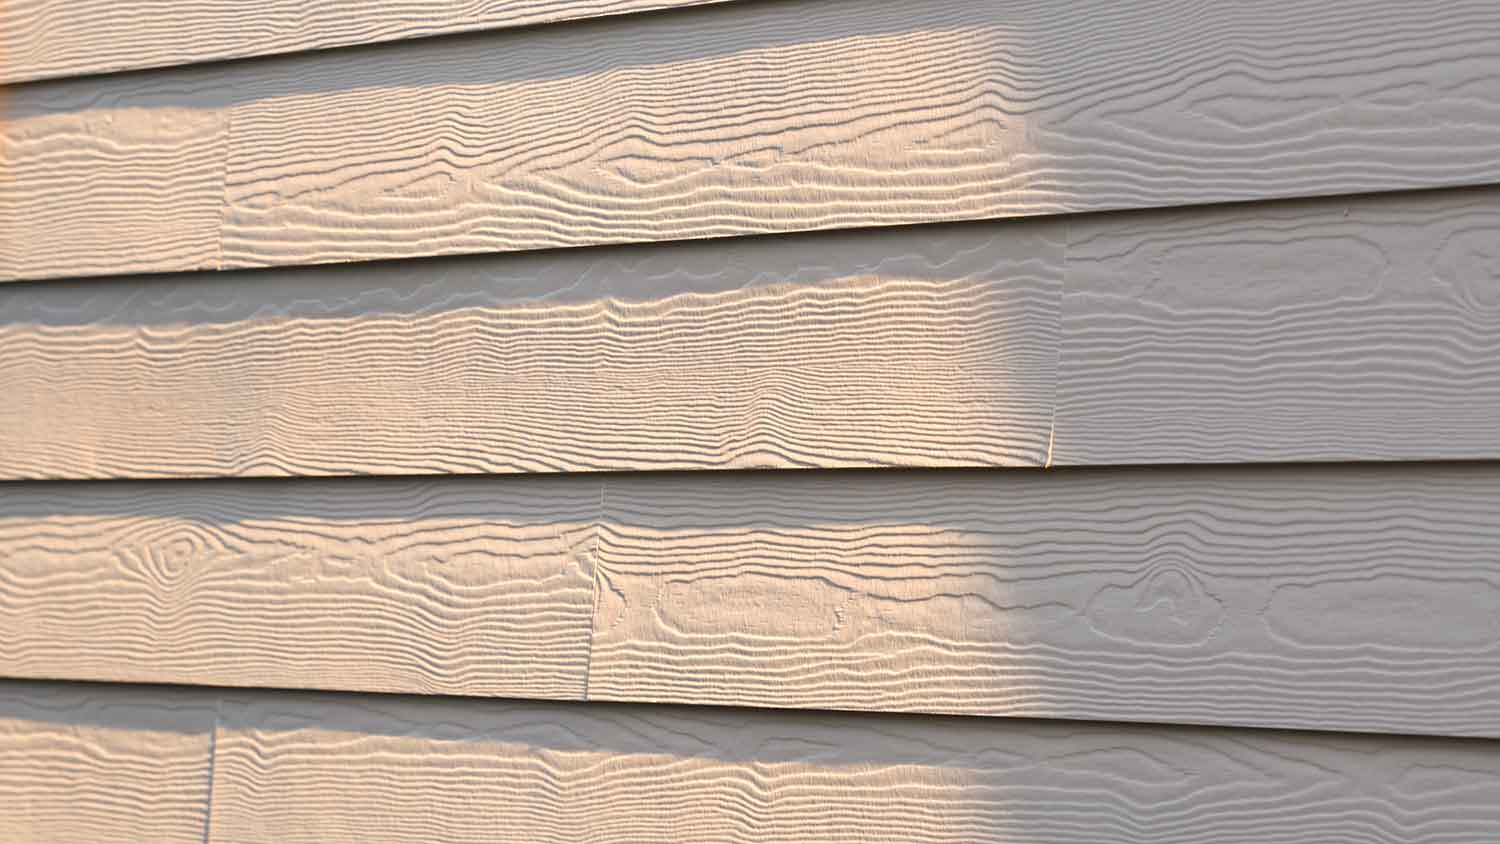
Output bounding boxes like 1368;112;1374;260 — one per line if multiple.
2;2;1498;841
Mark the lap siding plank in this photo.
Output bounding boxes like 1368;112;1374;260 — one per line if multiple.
0;221;1061;479
0;477;599;698
1053;187;1500;465
0;0;738;84
0;681;218;844
207;689;1500;844
5;0;1500;281
4;188;1498;480
6;462;1500;738
587;463;1500;737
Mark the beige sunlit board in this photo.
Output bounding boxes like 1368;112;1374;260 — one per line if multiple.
5;0;1500;281
0;0;739;84
0;221;1061;479
0;681;218;844
4;188;1499;480
207;689;1500;843
7;462;1500;737
0;477;599;698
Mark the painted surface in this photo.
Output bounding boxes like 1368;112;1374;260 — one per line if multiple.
2;2;1498;841
6;680;1500;844
3;189;1497;478
5;0;1500;280
5;463;1500;737
0;0;739;83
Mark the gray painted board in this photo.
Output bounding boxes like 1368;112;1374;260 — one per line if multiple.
1055;188;1500;464
7;462;1500;737
0;477;598;698
209;688;1500;843
588;463;1500;736
0;221;1061;479
0;680;218;844
0;0;738;84
6;0;1500;280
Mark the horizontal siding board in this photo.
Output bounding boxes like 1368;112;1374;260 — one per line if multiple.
0;0;737;84
7;463;1500;737
209;688;1500;843
5;187;1499;480
0;221;1061;479
1054;188;1500;465
589;463;1500;737
0;69;232;280
0;477;598;697
6;0;1500;281
0;681;217;844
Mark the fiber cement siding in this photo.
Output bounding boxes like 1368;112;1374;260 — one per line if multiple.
2;188;1496;479
2;1;1497;841
6;463;1500;738
0;0;739;83
6;0;1500;281
205;689;1500;844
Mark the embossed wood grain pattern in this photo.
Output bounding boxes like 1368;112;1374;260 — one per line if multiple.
0;222;1060;479
0;478;598;697
0;681;217;844
209;689;1500;844
7;463;1500;736
0;67;232;280
7;0;1500;281
1054;188;1500;465
589;463;1500;737
0;0;736;84
7;187;1500;480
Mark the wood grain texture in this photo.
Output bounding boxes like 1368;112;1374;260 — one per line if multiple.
0;680;217;844
0;477;598;697
0;67;232;280
7;463;1500;737
209;689;1500;844
7;0;1500;280
0;222;1060;479
0;0;737;84
6;186;1500;480
1054;188;1500;465
589;463;1500;737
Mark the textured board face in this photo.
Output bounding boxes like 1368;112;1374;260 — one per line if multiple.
588;464;1500;737
5;188;1500;479
0;222;1061;479
6;0;1500;280
207;690;1500;844
0;0;738;84
1054;188;1500;464
0;682;218;844
6;463;1500;737
0;478;599;698
0;69;232;280
5;0;1500;832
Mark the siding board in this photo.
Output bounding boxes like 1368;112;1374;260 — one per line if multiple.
587;464;1500;736
6;463;1500;737
1054;188;1500;465
0;69;233;280
0;477;598;698
208;688;1500;844
0;222;1061;479
6;0;1500;281
0;0;738;85
0;681;218;844
4;189;1498;480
